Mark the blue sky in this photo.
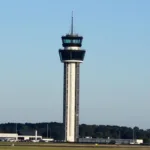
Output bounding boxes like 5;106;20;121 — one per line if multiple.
0;0;150;129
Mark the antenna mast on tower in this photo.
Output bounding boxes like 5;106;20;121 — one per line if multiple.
71;11;74;35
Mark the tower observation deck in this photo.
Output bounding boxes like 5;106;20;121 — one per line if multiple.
59;13;86;142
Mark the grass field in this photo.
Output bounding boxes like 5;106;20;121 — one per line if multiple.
0;146;150;150
0;143;149;150
0;147;150;150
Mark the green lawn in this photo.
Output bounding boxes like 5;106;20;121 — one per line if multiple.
0;143;149;150
0;147;150;150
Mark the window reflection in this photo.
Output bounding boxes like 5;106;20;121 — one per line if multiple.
63;39;81;44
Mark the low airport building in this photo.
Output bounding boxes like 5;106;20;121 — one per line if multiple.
0;131;53;142
79;138;143;145
0;133;42;141
0;133;18;141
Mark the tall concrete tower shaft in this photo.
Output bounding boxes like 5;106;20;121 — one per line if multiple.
59;14;86;142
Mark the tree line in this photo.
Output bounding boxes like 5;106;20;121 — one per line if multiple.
0;122;149;143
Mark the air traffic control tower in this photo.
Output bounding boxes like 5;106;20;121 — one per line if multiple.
59;13;86;142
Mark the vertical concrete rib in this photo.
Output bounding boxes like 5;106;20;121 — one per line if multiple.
63;63;68;142
75;63;80;142
69;63;76;142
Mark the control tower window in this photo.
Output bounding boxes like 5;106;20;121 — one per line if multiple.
63;39;81;44
63;39;71;44
72;39;81;44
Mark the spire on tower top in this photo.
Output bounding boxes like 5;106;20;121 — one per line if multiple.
71;11;74;35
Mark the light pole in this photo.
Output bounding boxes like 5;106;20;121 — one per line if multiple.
133;127;135;143
49;127;51;138
16;123;17;134
47;124;48;139
119;130;121;139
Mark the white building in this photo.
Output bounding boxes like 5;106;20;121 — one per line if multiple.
79;138;143;145
18;135;42;141
0;133;42;142
0;133;18;141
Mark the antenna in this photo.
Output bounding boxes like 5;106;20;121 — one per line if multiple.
71;11;73;35
16;123;17;134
